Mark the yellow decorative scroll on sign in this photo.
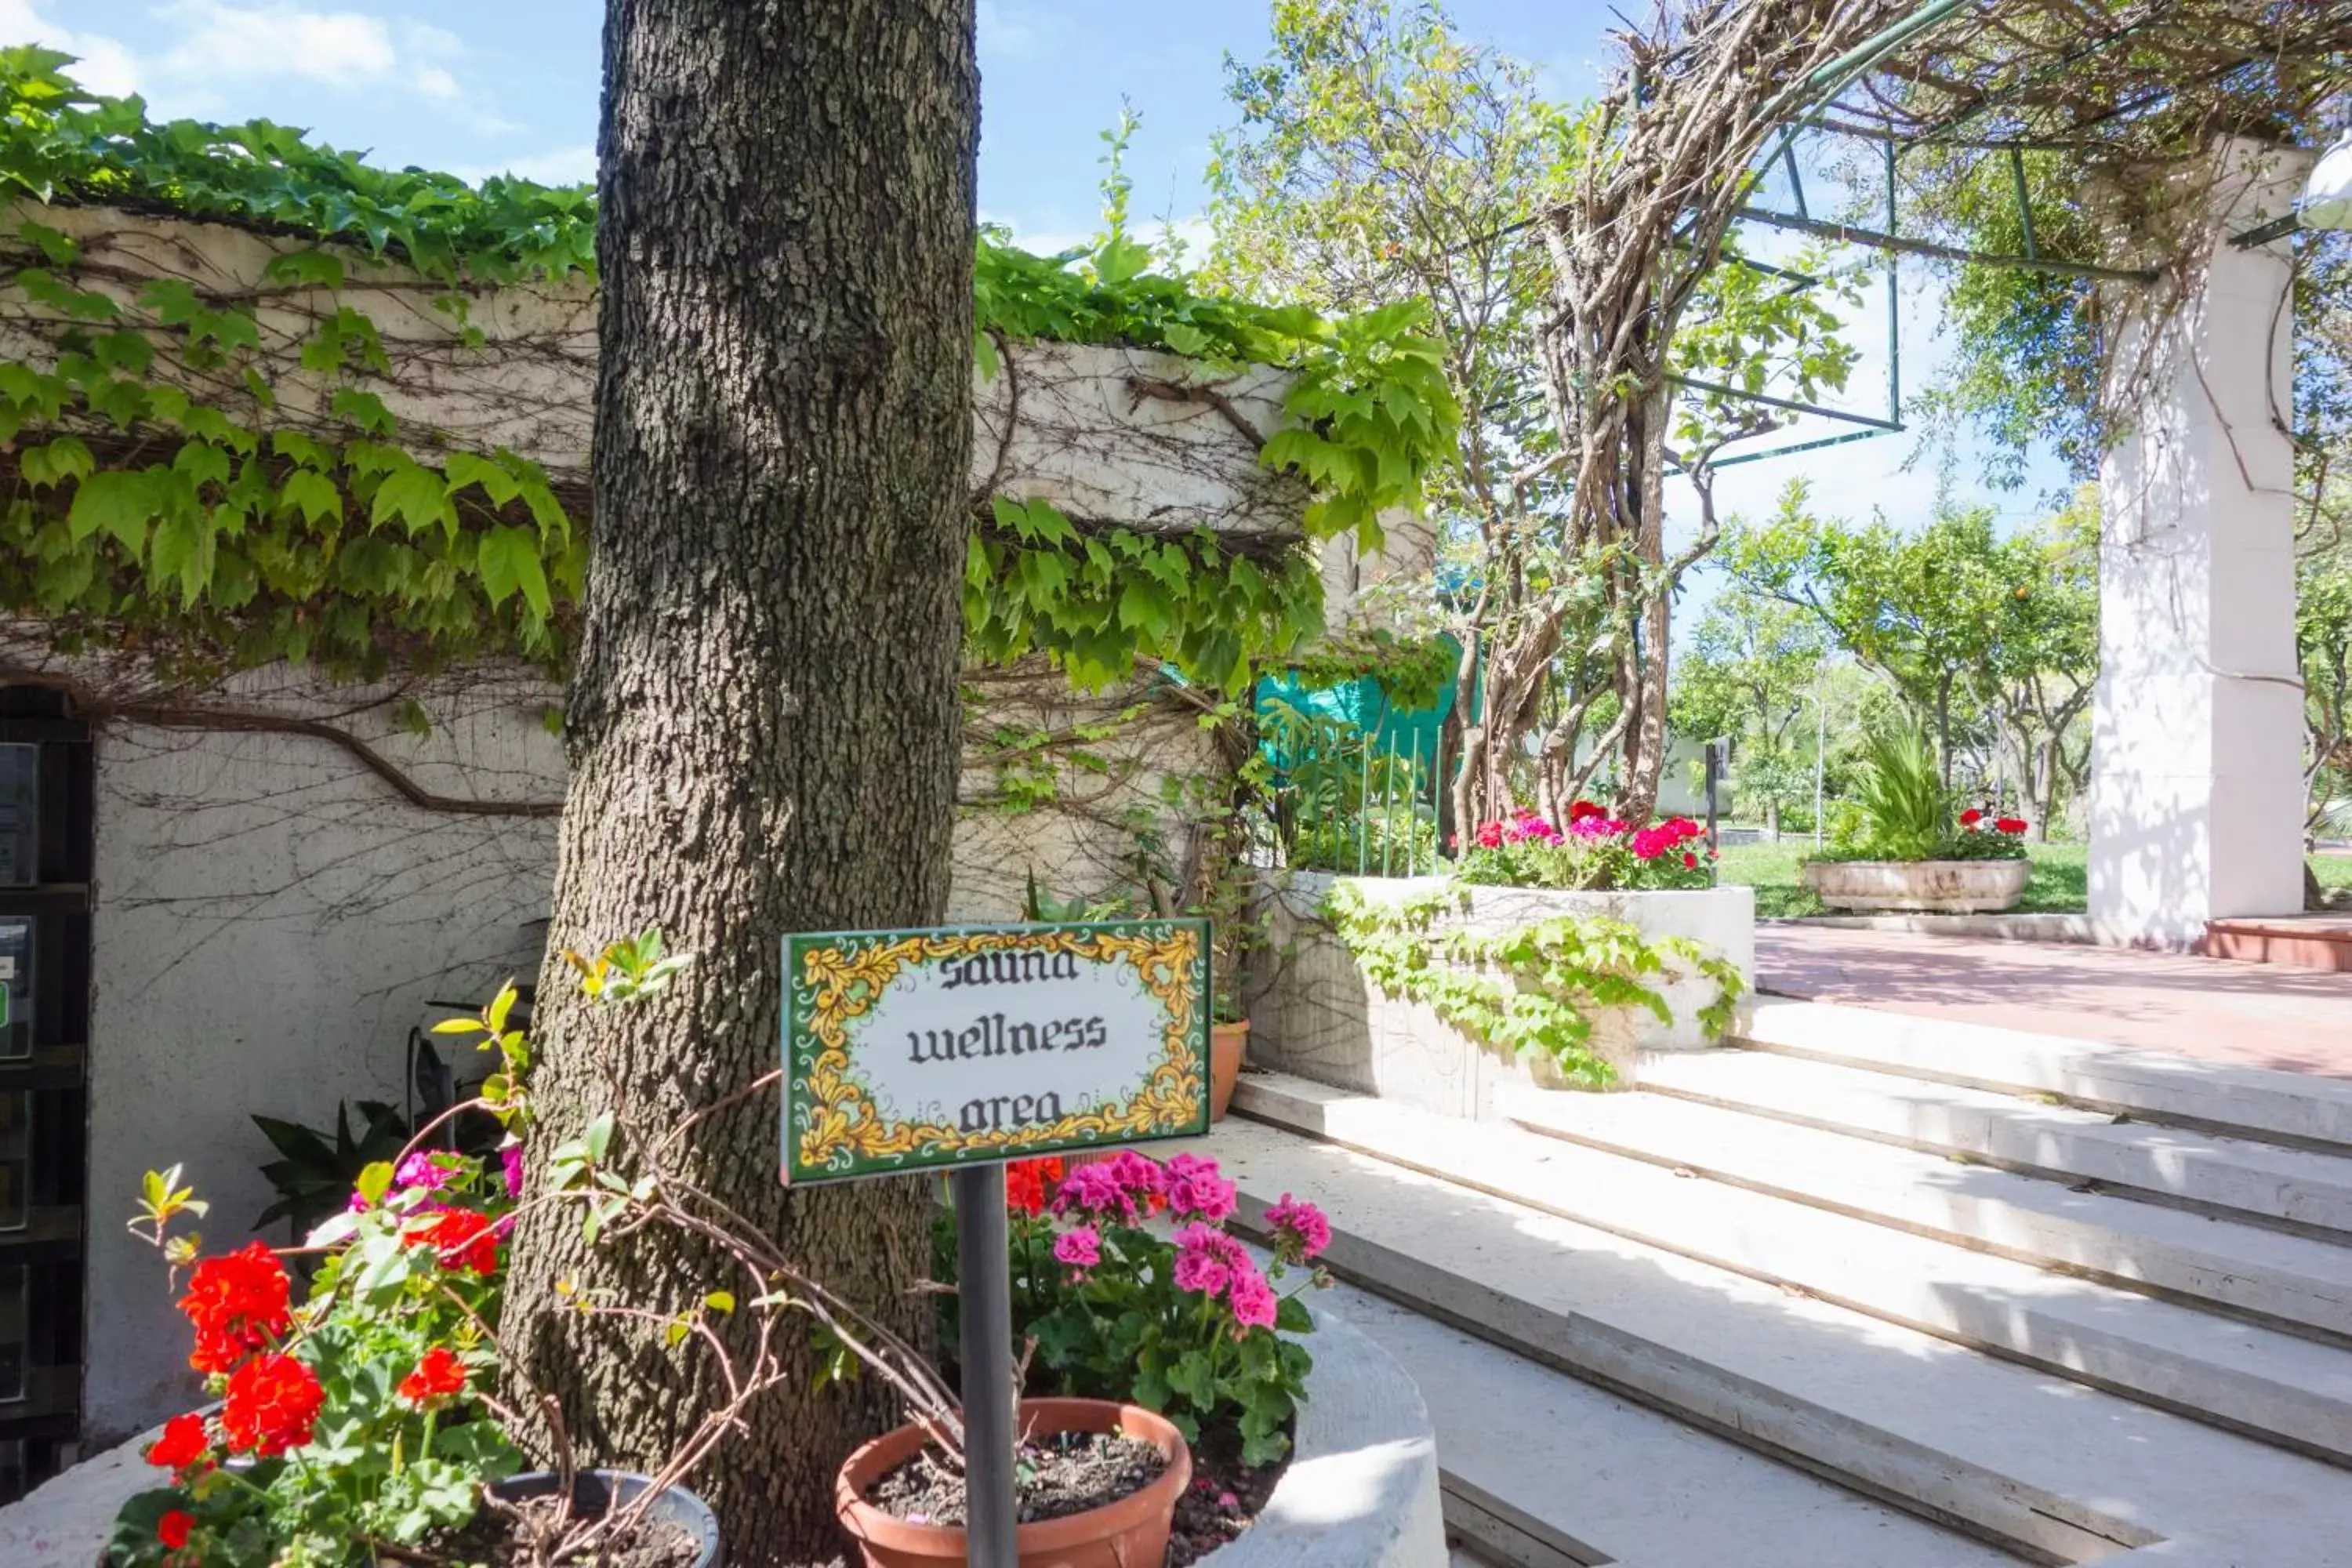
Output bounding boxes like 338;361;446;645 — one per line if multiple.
782;919;1210;1184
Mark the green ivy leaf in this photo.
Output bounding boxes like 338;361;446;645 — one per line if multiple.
278;468;343;527
149;507;216;605
371;462;454;537
263;249;347;289
328;387;395;437
477;524;551;619
19;435;90;489
65;468;156;551
172;441;230;491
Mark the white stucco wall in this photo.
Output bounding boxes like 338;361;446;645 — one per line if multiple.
83;671;563;1443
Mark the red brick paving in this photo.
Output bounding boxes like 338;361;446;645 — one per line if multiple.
1757;924;2352;1079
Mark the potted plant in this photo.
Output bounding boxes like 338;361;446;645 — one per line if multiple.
833;1397;1191;1568
1802;726;2033;913
854;1152;1328;1566
1210;993;1250;1121
109;942;736;1568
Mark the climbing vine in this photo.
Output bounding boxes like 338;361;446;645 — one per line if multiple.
1322;879;1744;1087
0;51;1457;695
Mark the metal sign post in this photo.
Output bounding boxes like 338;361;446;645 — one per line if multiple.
951;1163;1018;1566
778;917;1211;1562
1704;738;1726;867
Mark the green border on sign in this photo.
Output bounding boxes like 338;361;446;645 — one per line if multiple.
781;916;1210;1185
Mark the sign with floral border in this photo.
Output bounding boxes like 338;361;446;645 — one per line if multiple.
782;919;1210;1185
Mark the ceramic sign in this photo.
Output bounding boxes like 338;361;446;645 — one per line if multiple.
781;918;1210;1184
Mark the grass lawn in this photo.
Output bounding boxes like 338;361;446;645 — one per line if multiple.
1718;838;2352;918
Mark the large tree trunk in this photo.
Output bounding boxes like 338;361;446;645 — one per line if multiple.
501;3;978;1561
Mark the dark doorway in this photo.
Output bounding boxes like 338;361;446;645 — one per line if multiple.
0;687;91;1501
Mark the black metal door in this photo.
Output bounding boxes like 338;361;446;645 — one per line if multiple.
0;688;91;1501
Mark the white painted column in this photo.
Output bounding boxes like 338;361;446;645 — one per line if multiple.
2091;139;2310;947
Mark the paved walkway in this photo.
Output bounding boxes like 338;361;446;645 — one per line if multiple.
1757;924;2352;1078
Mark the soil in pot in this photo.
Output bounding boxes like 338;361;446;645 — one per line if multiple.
867;1430;1167;1527
436;1470;720;1568
1166;1422;1289;1566
434;1494;702;1568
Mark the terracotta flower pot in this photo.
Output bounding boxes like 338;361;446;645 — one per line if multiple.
835;1398;1190;1568
1210;1018;1250;1121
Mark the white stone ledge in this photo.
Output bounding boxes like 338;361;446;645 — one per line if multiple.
1202;1302;1446;1568
1;1310;1445;1568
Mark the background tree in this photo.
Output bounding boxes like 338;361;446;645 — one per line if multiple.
1207;0;1564;833
500;4;978;1563
2306;516;2352;837
1668;585;1831;836
1719;482;2097;826
1210;0;1856;833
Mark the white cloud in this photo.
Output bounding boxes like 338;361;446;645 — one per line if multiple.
447;144;596;187
0;2;482;117
0;2;140;95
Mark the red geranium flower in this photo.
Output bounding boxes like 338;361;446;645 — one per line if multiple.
220;1353;324;1457
158;1509;194;1551
1958;808;1983;827
1683;851;1697;869
1995;817;2029;835
176;1242;292;1375
398;1345;469;1406
1004;1156;1065;1217
1474;820;1504;848
1568;800;1606;822
404;1207;501;1276
145;1413;210;1473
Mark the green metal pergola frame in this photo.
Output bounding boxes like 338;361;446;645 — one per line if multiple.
1671;0;2321;471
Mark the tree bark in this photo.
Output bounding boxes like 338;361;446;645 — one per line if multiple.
1617;379;1673;824
500;3;977;1562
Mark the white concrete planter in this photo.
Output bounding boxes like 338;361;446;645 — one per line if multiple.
0;1308;1444;1568
1202;1301;1446;1566
1802;858;2031;914
1243;872;1755;1119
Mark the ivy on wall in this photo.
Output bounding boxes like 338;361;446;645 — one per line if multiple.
1322;879;1744;1086
0;50;1459;694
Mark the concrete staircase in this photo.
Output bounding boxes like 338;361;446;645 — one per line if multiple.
1174;996;2352;1566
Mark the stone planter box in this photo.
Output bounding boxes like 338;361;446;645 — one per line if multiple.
1802;858;2031;913
1243;872;1755;1120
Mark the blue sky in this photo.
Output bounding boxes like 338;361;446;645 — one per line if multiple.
10;0;2071;568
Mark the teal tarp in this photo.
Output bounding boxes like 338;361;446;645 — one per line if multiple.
1254;635;1468;768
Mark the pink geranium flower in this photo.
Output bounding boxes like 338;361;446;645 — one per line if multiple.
1171;1222;1250;1298
1052;1225;1102;1276
1265;1192;1330;1262
1164;1153;1238;1221
394;1152;458;1192
1226;1261;1279;1330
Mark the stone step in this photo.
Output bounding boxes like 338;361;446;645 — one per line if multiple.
1178;1098;2352;1564
1498;1084;2352;1340
1635;1047;2352;1239
1234;1074;2352;1467
1733;997;2352;1152
1323;1282;2026;1568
